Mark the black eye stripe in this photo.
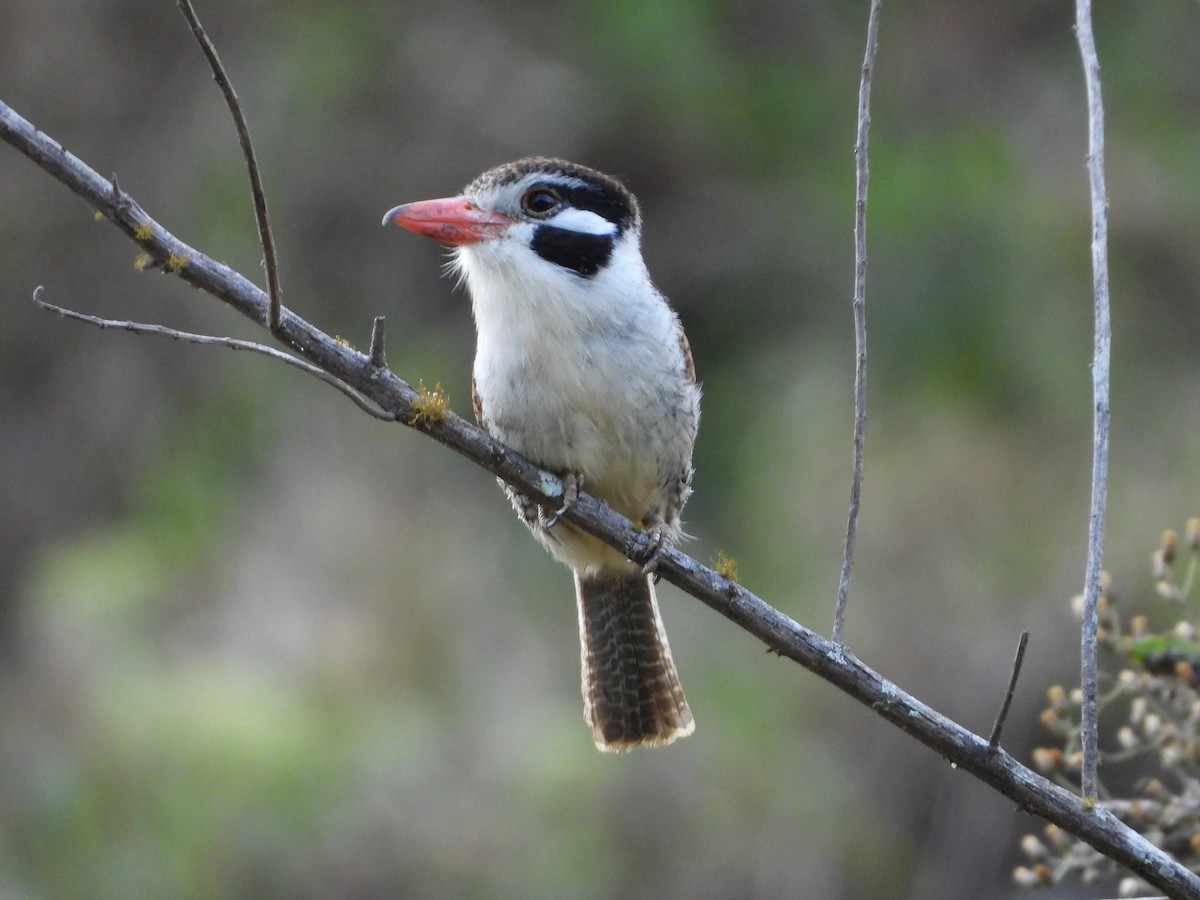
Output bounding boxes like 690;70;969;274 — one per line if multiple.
530;226;614;278
552;184;635;234
464;158;641;277
466;158;641;235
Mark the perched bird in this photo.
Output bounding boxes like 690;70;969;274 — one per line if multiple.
383;157;700;751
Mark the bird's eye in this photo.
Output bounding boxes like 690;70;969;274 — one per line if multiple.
521;188;561;217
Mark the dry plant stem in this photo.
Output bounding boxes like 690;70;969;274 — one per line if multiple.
176;0;283;330
833;0;880;646
2;100;1196;899
988;630;1029;755
1074;0;1112;807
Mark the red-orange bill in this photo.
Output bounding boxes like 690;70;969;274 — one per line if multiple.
382;197;512;245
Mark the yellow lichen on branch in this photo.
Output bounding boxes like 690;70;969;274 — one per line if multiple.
411;381;449;426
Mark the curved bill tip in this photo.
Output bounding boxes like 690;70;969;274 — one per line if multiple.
381;204;409;227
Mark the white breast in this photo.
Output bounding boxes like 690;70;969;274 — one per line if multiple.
455;231;697;522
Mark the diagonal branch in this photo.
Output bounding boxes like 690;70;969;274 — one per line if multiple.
2;96;1195;897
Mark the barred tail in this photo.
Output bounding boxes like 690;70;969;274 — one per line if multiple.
575;569;694;751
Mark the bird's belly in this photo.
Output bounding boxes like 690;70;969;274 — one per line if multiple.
473;324;695;577
486;380;666;514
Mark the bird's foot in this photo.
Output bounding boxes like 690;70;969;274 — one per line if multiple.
545;472;582;529
639;512;672;578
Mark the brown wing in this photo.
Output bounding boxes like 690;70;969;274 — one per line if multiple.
471;373;486;428
678;326;697;385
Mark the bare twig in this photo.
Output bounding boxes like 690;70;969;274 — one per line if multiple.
833;0;881;646
32;287;396;421
370;316;388;368
176;0;283;330
1074;0;1112;807
988;630;1030;755
3;98;1196;900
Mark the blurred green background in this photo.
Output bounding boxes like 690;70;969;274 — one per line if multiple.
3;2;1199;897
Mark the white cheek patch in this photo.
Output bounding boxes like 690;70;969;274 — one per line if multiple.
548;206;618;236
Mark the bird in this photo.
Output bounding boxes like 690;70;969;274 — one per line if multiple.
383;157;700;752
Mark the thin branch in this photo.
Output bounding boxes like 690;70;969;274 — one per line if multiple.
833;0;881;646
32;287;396;421
3;99;1196;899
1075;0;1112;807
988;630;1030;755
176;0;283;330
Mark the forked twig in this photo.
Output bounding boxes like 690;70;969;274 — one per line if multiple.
833;0;881;645
176;0;283;330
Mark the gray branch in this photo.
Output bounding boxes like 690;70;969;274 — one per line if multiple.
2;98;1195;897
32;288;396;421
1074;0;1113;807
833;0;880;645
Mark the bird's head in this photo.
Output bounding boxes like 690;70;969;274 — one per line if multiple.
383;157;643;282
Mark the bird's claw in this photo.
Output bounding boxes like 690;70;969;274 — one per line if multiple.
545;472;582;529
640;513;670;578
